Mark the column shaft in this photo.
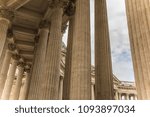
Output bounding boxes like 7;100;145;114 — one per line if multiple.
0;50;12;97
11;64;24;100
69;0;91;100
95;0;114;100
0;18;9;58
19;70;30;100
58;77;63;100
118;93;122;100
28;26;49;99
115;91;119;100
125;0;150;99
63;17;74;100
91;84;95;100
40;7;63;99
1;58;18;100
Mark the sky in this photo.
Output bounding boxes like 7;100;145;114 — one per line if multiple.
63;0;135;82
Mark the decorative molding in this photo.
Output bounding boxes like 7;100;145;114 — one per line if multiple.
8;43;16;51
48;0;75;16
18;61;25;67
64;0;75;16
25;68;30;73
25;64;31;73
7;28;13;38
39;20;50;29
12;54;20;61
34;35;39;44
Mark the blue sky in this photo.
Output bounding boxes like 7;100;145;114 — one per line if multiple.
106;0;134;81
63;0;135;82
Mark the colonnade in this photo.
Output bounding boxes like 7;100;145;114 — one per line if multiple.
0;0;149;100
0;45;31;100
27;0;114;100
0;0;114;100
0;7;31;100
115;91;137;100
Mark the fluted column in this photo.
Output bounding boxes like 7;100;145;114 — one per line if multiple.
58;76;63;100
19;67;31;100
63;17;74;100
0;41;8;72
115;91;119;100
1;54;19;100
68;0;91;100
0;43;16;97
28;22;49;99
40;3;63;100
126;0;150;99
11;62;24;100
91;82;95;100
0;9;14;58
95;0;114;100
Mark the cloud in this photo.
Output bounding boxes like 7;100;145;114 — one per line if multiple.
62;0;135;81
107;0;134;81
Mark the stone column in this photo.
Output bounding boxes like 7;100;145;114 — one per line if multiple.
0;43;16;97
28;21;49;100
68;0;91;100
126;94;129;100
118;93;122;100
95;0;114;100
40;3;64;100
0;40;8;72
19;67;31;100
11;62;24;100
126;0;150;99
0;9;14;58
135;95;137;100
63;17;74;100
91;82;95;100
1;54;19;100
58;76;63;100
115;91;119;100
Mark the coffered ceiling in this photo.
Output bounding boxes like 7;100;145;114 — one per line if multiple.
1;0;70;64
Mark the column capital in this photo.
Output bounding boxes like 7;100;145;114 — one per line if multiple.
91;82;95;85
39;20;50;29
7;28;13;38
18;61;25;68
115;90;118;93
64;0;76;16
12;54;20;61
0;8;14;21
60;76;64;80
8;43;16;51
25;64;31;73
91;78;95;85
